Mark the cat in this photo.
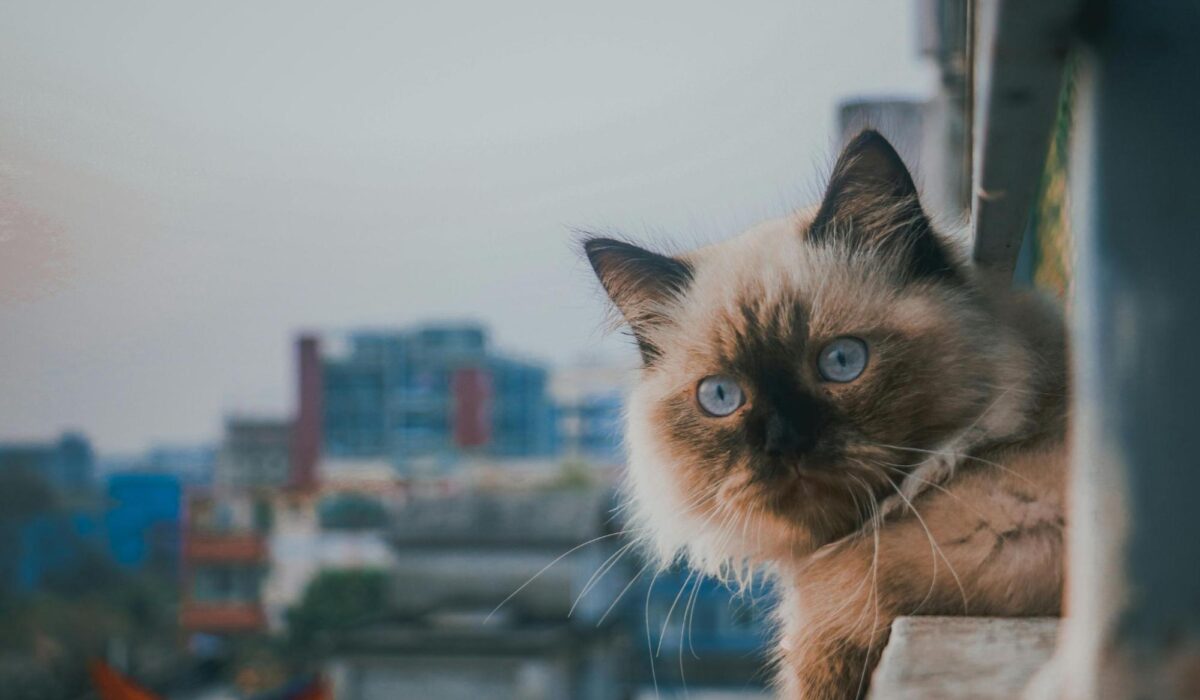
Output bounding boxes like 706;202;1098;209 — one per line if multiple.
584;130;1069;699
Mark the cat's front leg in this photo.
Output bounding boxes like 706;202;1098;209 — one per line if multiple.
775;551;895;700
776;623;887;700
877;429;980;520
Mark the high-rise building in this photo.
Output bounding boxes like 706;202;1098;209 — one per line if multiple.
549;365;630;465
214;418;293;489
573;391;624;463
315;323;555;469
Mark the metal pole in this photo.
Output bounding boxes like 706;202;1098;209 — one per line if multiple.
969;0;1076;277
1054;1;1200;696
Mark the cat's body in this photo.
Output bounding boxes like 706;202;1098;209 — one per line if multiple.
585;131;1068;698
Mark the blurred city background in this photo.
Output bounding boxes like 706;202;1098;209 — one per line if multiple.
0;1;1049;698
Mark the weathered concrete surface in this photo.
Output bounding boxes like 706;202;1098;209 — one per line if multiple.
868;616;1058;699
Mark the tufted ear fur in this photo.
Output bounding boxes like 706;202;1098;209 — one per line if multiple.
809;130;959;281
583;237;693;364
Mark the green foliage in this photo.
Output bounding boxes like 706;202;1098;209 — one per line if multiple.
0;466;56;520
0;467;183;696
285;569;389;649
1030;54;1077;301
254;497;275;533
553;459;595;490
0;572;181;698
0;467;58;599
317;494;390;531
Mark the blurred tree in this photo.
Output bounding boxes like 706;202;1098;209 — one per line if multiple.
0;466;57;595
553;459;596;490
285;569;389;650
316;494;389;531
0;465;56;517
0;465;183;697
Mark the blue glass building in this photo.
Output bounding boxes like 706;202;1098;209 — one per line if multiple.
576;391;624;463
105;471;182;575
320;323;555;467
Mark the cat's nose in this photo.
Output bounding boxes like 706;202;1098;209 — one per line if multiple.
763;413;816;458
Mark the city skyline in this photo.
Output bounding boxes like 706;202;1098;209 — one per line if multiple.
12;320;628;471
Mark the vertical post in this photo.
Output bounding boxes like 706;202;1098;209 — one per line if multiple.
292;335;322;492
969;0;1077;277
452;366;493;450
1055;1;1200;696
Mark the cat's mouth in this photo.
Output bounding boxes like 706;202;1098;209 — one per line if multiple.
755;460;846;504
747;457;877;539
751;449;842;485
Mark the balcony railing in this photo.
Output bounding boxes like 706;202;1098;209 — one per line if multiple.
183;532;267;563
180;602;267;633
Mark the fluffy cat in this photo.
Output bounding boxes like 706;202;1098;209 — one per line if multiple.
584;131;1068;699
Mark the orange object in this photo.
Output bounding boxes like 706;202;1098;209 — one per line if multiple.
287;675;332;700
88;660;162;700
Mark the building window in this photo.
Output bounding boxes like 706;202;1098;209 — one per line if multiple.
191;566;260;603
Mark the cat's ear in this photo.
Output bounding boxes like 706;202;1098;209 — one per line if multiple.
584;237;693;364
809;130;959;281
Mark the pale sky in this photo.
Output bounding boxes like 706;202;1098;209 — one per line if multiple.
0;1;932;454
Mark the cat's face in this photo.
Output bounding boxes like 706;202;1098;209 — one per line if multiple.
587;132;1026;571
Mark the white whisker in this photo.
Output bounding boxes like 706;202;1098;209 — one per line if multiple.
656;569;695;657
570;539;638;618
645;566;663;699
597;560;652;627
684;567;704;660
486;530;629;623
868;440;1037;489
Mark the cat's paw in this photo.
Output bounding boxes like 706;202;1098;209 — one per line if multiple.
877;453;958;522
778;642;875;700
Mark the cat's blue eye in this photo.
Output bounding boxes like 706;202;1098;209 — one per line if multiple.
817;337;869;382
697;375;744;417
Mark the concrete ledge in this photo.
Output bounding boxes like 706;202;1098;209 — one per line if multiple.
869;616;1058;699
